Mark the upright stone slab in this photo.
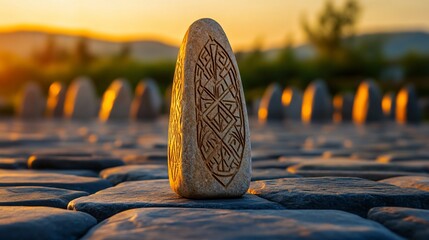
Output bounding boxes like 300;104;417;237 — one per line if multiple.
396;84;420;124
258;83;283;122
64;76;98;120
46;82;67;118
301;79;332;123
168;18;251;199
382;92;396;120
130;78;162;120
16;82;45;119
333;93;353;122
353;80;383;124
282;86;302;121
99;78;132;121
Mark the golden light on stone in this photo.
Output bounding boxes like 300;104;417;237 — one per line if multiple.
46;82;64;116
301;85;315;123
99;90;116;121
333;95;343;123
382;94;393;117
258;108;268;122
396;88;408;124
352;82;369;124
282;88;293;106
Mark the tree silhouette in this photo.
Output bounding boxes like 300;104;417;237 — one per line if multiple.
74;37;93;65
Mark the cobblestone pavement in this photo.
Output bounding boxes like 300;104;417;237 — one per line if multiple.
0;118;428;239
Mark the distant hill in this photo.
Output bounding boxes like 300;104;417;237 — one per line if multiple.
0;30;179;61
266;31;429;60
0;30;428;61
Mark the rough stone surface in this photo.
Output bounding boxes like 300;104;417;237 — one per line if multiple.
69;179;283;221
130;78;162;120
0;186;88;208
368;207;429;240
252;168;300;181
28;155;124;171
249;177;429;217
100;164;168;185
0;171;112;193
99;79;133;121
167;18;251;198
82;208;402;240
258;83;283;121
0;206;96;240
381;176;429;192
46;81;67;118
63;76;98;119
288;169;427;181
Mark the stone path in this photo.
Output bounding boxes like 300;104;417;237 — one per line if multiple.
0;118;428;239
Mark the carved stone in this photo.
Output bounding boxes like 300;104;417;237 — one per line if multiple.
46;82;67;118
130;78;162;120
353;80;383;124
99;79;132;121
17;82;45;119
64;76;98;120
168;18;251;199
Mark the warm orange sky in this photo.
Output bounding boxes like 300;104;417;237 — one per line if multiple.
1;0;428;50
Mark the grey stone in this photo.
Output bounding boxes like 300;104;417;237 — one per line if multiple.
282;86;302;121
0;171;111;193
368;207;429;240
380;176;429;192
353;80;383;124
64;76;98;119
167;18;251;198
333;93;354;122
28;155;124;171
16;82;45;119
130;78;162;120
252;168;300;181
288;170;428;181
82;208;402;240
68;179;284;221
100;164;168;185
377;152;429;163
382;92;396;119
46;81;67;118
0;157;27;169
301;79;332;123
0;186;88;208
0;169;99;178
249;177;429;217
0;206;96;240
258;83;283;121
396;84;421;124
99;78;133;121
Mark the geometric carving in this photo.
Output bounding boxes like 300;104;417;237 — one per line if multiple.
194;36;246;188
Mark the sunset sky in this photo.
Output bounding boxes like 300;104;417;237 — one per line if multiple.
0;0;428;50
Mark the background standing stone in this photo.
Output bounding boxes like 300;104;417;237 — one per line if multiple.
168;18;251;198
353;80;383;124
396;84;421;124
46;82;67;118
382;92;396;120
99;79;132;121
130;78;162;120
16;82;45;119
258;83;283;122
282;86;302;121
64;76;98;120
301;79;332;123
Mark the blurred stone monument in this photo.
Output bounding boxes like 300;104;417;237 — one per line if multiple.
382;92;396;120
168;18;251;198
282;86;302;121
99;79;132;121
46;82;67;118
17;82;45;119
333;93;354;122
396;84;420;124
130;78;162;120
64;76;98;120
301;79;332;123
352;80;383;124
258;83;283;122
